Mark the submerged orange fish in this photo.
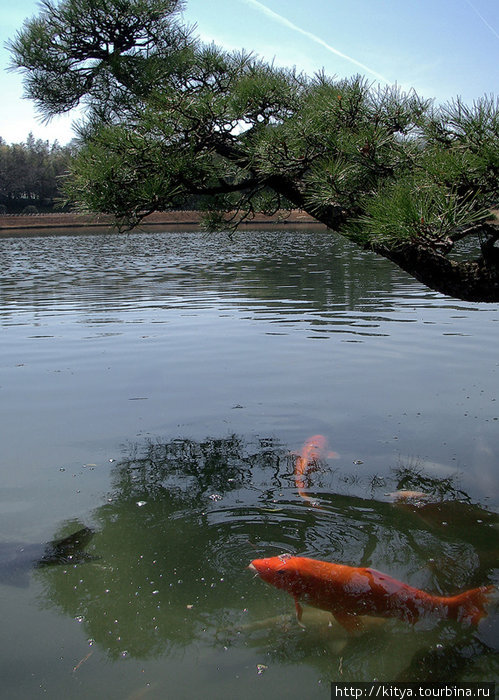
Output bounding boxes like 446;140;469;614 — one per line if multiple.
294;435;338;506
249;555;493;632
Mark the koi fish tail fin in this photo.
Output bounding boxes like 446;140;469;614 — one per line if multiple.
447;585;495;625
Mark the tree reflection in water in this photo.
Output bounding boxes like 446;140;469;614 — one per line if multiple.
35;435;498;680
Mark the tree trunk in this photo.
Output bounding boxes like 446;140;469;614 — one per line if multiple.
302;199;499;303
371;242;499;303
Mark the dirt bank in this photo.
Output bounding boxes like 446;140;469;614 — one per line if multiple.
0;209;317;232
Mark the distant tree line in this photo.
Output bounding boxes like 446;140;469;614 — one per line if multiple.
0;133;77;213
0;133;205;214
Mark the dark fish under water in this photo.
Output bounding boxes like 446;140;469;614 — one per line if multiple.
397;638;498;682
0;527;95;587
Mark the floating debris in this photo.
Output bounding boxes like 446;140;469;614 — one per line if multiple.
72;650;94;673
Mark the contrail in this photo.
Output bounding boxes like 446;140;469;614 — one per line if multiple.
464;0;499;41
241;0;391;84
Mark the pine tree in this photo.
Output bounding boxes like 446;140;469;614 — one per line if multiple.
8;0;499;300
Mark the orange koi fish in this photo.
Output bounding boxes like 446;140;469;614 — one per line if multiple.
388;490;431;502
249;555;493;632
294;435;338;506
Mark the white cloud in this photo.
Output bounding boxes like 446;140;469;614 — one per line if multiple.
464;0;499;42
240;0;392;84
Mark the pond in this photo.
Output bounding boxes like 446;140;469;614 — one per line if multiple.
0;227;497;698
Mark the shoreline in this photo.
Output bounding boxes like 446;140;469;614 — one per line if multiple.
2;209;495;237
0;209;319;232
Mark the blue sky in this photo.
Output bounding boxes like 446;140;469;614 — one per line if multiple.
1;0;498;144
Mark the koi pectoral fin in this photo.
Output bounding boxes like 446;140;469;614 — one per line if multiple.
294;598;306;629
332;611;365;634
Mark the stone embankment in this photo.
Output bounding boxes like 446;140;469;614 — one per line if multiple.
0;210;317;232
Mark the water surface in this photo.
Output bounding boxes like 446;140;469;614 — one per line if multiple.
0;228;497;697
